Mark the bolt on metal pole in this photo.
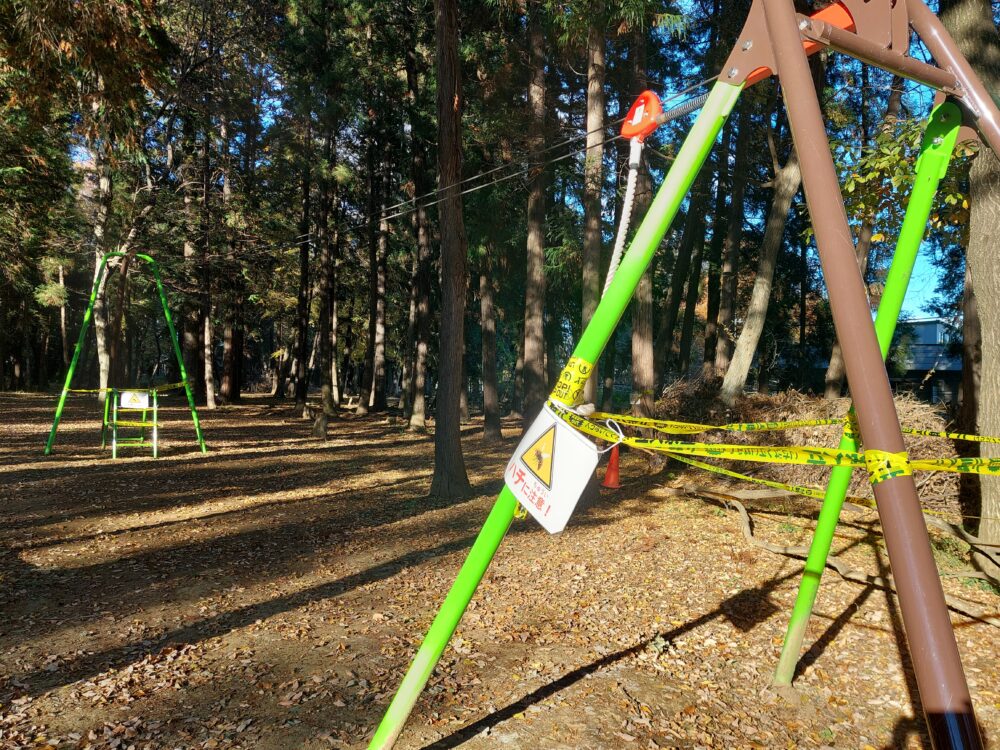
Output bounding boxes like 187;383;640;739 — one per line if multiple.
762;1;982;746
773;101;961;687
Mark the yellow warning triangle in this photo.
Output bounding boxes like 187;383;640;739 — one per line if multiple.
520;424;555;489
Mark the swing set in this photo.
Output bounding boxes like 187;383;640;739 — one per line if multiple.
44;252;207;458
370;1;1000;748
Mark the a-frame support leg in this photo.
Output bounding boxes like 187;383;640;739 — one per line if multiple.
367;80;743;750
148;258;207;453
763;0;981;746
45;254;113;455
773;101;961;687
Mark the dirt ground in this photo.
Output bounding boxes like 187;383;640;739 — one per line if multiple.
1;392;998;750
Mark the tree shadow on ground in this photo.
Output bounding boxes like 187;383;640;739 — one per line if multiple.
418;566;812;750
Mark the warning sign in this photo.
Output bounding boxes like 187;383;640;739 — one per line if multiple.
521;425;555;488
505;404;599;534
121;390;149;409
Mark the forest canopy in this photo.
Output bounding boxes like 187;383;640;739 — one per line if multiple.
0;0;976;481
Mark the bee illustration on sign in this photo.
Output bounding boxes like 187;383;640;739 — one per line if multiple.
522;425;555;488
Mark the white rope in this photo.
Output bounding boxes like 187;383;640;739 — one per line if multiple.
603;137;643;295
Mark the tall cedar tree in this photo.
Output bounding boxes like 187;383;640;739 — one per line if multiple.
430;0;472;498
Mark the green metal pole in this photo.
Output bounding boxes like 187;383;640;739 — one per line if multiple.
368;81;742;750
144;254;207;452
44;253;113;455
772;102;960;687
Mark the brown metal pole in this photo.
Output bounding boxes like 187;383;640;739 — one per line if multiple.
907;0;1000;156
798;16;961;94
761;1;983;748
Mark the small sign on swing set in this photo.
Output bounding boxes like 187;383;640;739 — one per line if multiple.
505;404;599;534
121;390;150;409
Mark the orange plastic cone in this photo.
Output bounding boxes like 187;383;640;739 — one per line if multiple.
601;444;621;489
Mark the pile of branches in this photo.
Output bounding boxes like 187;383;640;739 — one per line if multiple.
652;378;961;516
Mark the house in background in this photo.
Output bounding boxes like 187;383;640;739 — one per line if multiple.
889;317;962;406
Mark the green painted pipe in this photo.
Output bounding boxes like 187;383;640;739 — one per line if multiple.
772;102;960;687
148;257;207;452
367;81;742;750
45;253;114;455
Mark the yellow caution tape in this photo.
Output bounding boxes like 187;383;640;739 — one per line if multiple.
552;401;1000;483
554;405;866;468
864;449;912;484
151;381;188;392
589;407;1000;447
668;453;834;501
550;357;595;407
901;427;1000;444
843;409;861;442
589;411;843;435
910;456;1000;475
66;381;187;395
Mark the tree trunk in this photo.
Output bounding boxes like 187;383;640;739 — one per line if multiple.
330;222;341;406
180;119;203;400
430;0;472;498
581;21;606;404
357;137;379;415
823;223;872;397
372;163;389;412
702;122;732;377
204;308;216;409
219;113;242;405
200;127;216;410
677;223;705;376
510;328;524;419
405;45;435;430
294;132;312;414
655;169;711;383
401;251;419;418
480;256;502;442
824;79;902;397
58;264;69;371
317;132;337;417
719;151;801;406
522;1;547;424
460;358;470;424
959;265;982;529
599;328;617;410
91;141;113;400
715;105;752;375
939;0;1000;573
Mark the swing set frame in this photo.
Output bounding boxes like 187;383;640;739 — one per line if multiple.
369;0;1000;746
44;252;207;456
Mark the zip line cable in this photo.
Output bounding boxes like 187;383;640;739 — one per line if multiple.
377;74;720;221
349;86;719;235
134;80;721;270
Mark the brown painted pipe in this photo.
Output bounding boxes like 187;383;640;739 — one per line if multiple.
761;1;983;748
799;16;961;94
907;0;1000;156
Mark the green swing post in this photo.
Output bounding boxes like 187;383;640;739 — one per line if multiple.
772;101;961;687
101;393;111;449
146;254;207;453
46;252;114;455
367;80;742;750
44;252;207;455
